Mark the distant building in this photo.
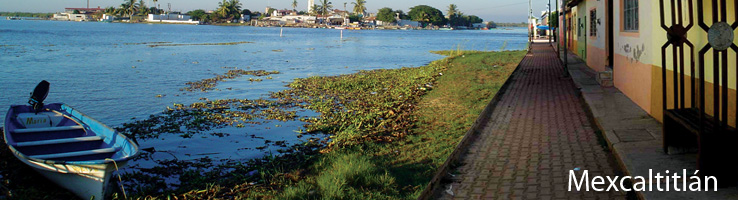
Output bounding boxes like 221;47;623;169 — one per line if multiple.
64;7;104;14
273;9;296;17
147;14;199;24
52;7;103;21
100;14;114;22
307;0;315;13
280;15;316;24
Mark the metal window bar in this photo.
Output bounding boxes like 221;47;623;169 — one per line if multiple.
662;0;738;183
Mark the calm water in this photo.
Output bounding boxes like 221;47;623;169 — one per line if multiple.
0;19;527;187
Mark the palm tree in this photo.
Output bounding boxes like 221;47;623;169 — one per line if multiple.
319;0;332;23
343;2;347;18
229;0;242;21
138;0;148;16
105;6;117;15
124;0;138;17
229;0;242;12
153;0;158;13
351;0;366;16
447;4;458;17
310;4;320;16
292;0;298;11
217;0;232;21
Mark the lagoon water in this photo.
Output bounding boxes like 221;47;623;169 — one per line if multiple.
0;19;527;188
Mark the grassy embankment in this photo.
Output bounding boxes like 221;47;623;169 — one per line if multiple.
161;49;526;199
272;50;526;199
0;50;525;199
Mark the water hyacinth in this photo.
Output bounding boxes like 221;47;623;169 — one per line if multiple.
181;69;281;92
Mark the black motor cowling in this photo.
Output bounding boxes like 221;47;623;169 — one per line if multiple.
28;80;50;113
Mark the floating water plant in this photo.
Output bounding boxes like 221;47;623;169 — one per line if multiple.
181;69;281;92
148;41;253;47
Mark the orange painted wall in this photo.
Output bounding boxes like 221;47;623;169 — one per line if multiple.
586;45;608;72
614;53;653;115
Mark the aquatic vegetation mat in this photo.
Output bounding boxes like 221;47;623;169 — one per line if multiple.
0;50;526;199
181;69;281;92
148;41;253;47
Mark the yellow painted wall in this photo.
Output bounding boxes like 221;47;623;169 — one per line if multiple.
610;0;738;125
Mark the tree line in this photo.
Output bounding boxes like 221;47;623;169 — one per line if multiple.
0;12;54;18
376;4;484;28
83;0;494;27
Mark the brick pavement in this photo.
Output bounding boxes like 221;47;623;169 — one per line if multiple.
437;43;628;200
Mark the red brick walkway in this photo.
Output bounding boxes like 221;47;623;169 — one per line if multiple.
437;43;627;199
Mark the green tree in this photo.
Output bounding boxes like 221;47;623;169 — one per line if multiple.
446;4;458;17
105;7;116;15
216;0;231;20
242;9;252;17
216;0;241;22
395;9;408;20
318;0;332;23
292;0;298;11
408;5;445;27
310;4;319;16
125;0;138;17
465;15;483;25
351;0;366;16
187;9;207;20
448;13;464;27
548;11;558;28
149;7;161;15
72;10;81;14
348;14;361;23
376;7;396;23
137;0;147;15
229;0;242;17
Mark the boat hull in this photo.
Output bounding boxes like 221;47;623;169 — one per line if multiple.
22;158;121;199
3;103;138;199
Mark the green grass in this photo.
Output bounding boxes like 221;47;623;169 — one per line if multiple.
271;50;526;199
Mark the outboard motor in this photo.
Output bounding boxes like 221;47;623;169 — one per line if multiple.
28;80;50;113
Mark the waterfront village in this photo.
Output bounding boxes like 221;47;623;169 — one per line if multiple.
35;0;504;30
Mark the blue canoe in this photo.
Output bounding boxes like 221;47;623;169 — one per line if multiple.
3;103;139;199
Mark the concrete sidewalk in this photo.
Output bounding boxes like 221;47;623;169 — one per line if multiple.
561;46;738;199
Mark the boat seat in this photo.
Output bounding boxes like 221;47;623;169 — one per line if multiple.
15;136;105;147
29;147;119;160
12;125;84;134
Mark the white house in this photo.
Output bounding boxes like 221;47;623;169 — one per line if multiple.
52;7;103;21
147;14;199;24
280;15;316;24
52;13;91;21
99;14;114;22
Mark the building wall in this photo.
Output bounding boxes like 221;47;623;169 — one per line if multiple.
584;0;608;72
609;0;738;125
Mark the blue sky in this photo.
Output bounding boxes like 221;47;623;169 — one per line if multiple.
0;0;554;22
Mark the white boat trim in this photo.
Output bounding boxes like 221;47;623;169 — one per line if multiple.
13;125;84;133
30;147;120;160
16;135;105;147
